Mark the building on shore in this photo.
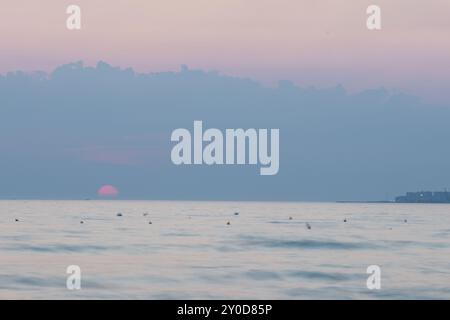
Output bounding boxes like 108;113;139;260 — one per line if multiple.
395;191;450;203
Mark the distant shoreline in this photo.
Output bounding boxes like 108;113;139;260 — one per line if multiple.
336;200;394;204
337;200;450;204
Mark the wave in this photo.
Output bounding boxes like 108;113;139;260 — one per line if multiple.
2;243;122;253
239;235;378;250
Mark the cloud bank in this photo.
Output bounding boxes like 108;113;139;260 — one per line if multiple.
1;61;449;200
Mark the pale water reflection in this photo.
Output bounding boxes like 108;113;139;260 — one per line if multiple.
0;201;449;299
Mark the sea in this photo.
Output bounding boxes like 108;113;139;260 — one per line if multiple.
0;200;449;299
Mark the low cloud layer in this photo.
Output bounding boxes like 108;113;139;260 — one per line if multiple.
1;61;449;200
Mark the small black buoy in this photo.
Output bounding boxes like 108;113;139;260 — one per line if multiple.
306;222;311;230
227;221;231;226
143;213;149;216
80;221;84;224
117;213;123;217
404;219;407;223
234;212;239;216
148;221;152;224
15;218;19;222
344;219;347;223
289;216;293;220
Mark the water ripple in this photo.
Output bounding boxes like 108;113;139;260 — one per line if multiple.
240;235;378;250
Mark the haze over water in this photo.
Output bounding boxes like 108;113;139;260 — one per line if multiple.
1;200;449;299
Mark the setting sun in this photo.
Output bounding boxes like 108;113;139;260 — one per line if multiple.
97;185;119;197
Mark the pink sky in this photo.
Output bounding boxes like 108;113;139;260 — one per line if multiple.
1;0;450;103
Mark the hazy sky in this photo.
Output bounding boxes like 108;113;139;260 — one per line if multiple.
1;0;450;103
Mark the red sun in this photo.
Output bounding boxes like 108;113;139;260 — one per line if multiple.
97;185;119;197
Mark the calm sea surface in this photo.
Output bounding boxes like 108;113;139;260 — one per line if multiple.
0;200;449;299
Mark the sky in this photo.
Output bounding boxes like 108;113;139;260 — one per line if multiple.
0;0;449;103
1;1;450;200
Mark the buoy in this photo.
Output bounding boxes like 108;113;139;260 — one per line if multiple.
227;221;231;226
306;222;311;230
117;213;123;217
